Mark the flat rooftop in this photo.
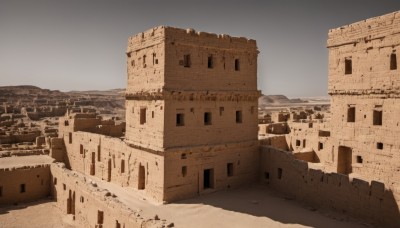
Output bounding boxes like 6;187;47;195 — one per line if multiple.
0;155;54;169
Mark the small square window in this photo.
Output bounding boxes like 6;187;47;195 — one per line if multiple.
235;59;240;71
184;54;191;68
208;55;213;69
176;113;185;126
236;111;242;123
356;155;363;164
373;110;382;126
377;142;383;150
20;184;25;193
318;142;324;150
227;163;234;177
204;112;212;125
296;140;301;147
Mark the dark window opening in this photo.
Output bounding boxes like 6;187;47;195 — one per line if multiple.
54;178;57;185
80;144;83;154
296;140;301;147
356;155;363;164
143;55;146;67
20;184;25;193
184;54;191;68
63;184;66;190
347;107;355;122
121;160;125;173
236;111;242;123
208;55;214;68
69;133;72;144
116;220;121;228
318;142;324;150
373;110;382;126
390;53;397;70
235;59;240;71
227;163;234;177
204;112;212;125
98;210;104;225
153;53;156;65
140;108;146;125
377;142;383;150
345;58;352;74
152;111;154;118
131;60;135;67
309;122;313;128
277;168;283;179
176;113;185;126
0;186;3;197
97;145;101;162
181;153;187;159
182;166;187;177
264;172;270;180
64;120;69;126
303;139;306;148
203;169;214;189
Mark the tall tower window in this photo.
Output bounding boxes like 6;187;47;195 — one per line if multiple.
204;112;212;125
390;53;397;70
184;54;191;68
208;55;213;68
140;108;147;125
345;57;352;74
235;59;240;71
176;113;185;126
347;106;355;122
373;110;382;126
236;111;242;123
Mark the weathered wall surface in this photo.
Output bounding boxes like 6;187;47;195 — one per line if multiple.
0;165;50;204
62;131;164;202
163;141;259;202
327;10;400;187
50;163;165;228
260;146;400;227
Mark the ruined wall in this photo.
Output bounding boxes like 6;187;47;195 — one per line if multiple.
0;164;50;204
62;131;164;202
163;141;259;202
260;146;400;227
50;163;166;228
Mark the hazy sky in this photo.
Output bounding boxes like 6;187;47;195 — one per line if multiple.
1;1;400;97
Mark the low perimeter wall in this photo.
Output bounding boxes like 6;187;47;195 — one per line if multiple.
260;146;400;227
50;163;166;228
0;164;51;204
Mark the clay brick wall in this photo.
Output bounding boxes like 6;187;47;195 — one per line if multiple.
260;146;400;226
163;141;259;202
50;163;165;227
62;131;164;202
0;165;50;204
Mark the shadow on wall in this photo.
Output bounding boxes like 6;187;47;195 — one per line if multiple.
174;184;363;228
260;146;400;227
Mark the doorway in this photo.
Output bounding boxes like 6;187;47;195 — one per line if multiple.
138;165;145;190
203;168;214;189
337;146;352;175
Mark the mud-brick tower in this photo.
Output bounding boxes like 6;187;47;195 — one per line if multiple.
125;26;260;201
327;11;400;186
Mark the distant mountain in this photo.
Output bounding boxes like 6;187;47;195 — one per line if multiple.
259;94;307;104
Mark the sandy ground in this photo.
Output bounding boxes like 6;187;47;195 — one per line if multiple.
90;174;369;228
0;155;54;169
0;172;370;228
0;199;76;228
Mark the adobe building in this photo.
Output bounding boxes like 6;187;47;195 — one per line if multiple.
56;26;260;202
